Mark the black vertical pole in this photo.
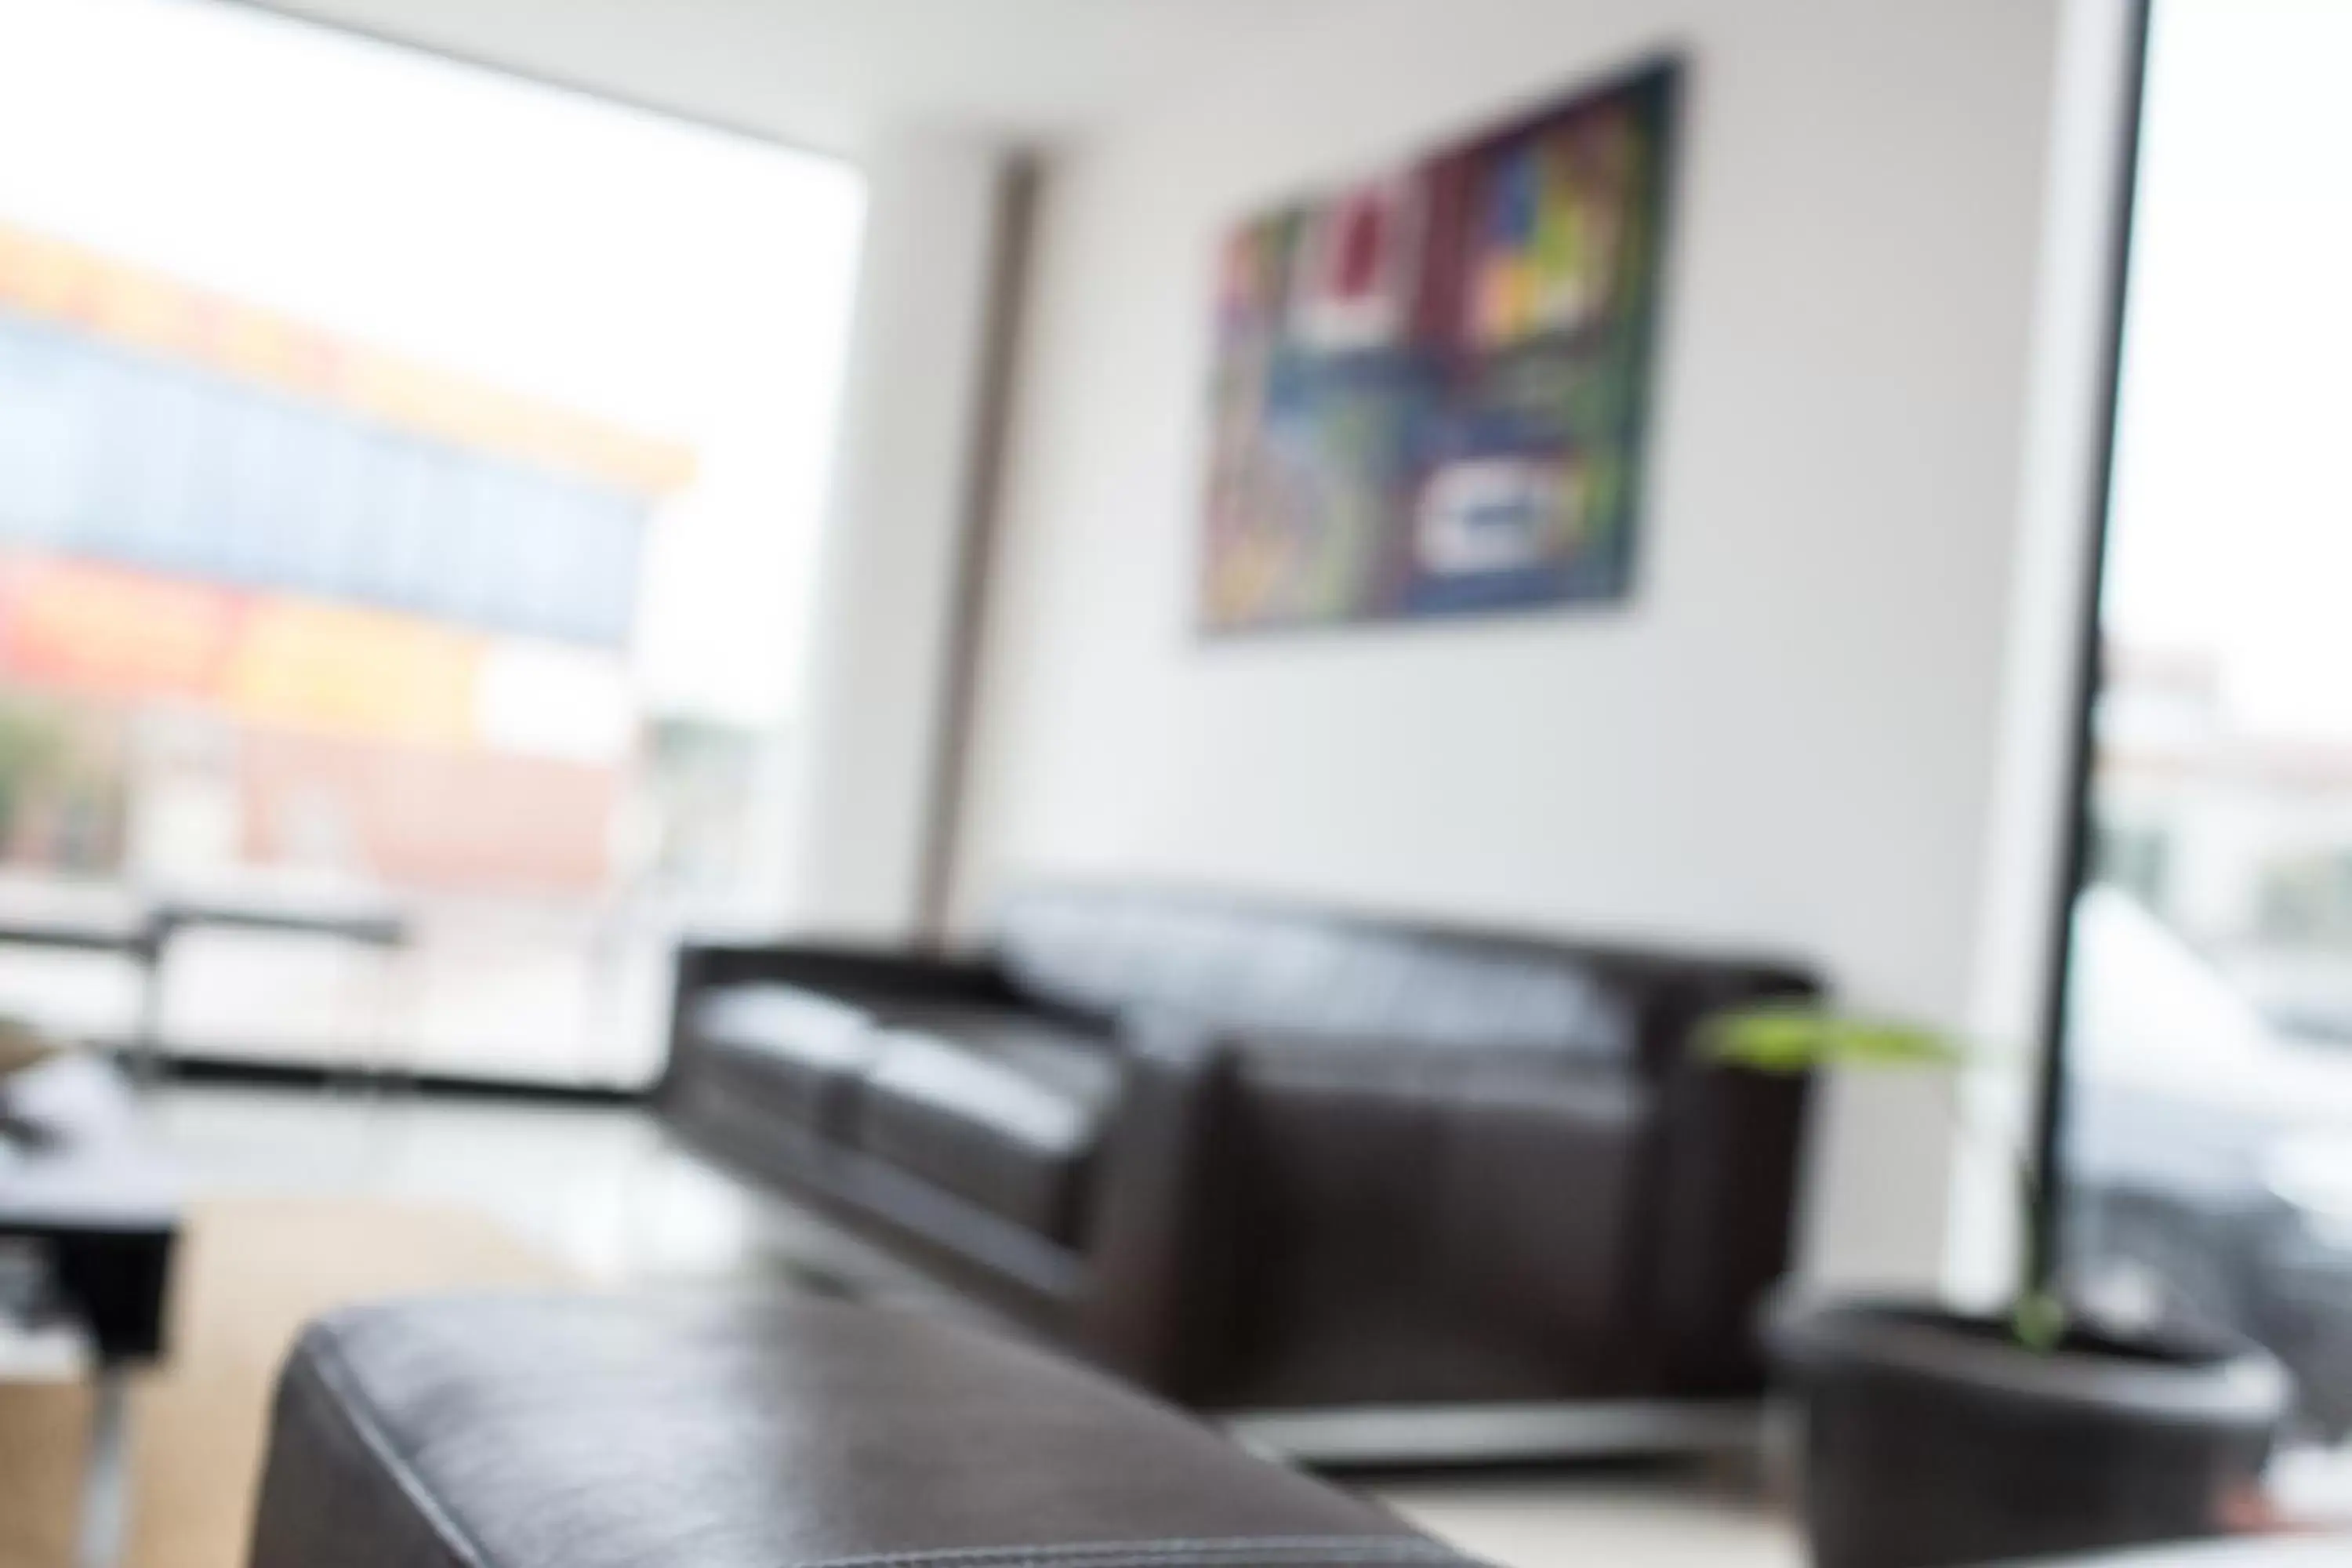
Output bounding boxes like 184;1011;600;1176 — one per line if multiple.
2028;0;2156;1304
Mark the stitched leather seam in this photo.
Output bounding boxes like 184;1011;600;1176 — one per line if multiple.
793;1537;1472;1568
299;1328;505;1568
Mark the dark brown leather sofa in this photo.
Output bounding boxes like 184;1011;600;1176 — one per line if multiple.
658;884;1817;1412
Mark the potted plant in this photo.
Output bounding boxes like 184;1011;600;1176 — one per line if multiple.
1708;1004;2292;1568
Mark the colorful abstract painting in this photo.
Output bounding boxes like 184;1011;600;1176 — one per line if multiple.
1201;60;1679;632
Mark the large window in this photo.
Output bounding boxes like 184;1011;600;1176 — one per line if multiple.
2063;0;2352;1456
0;0;862;1085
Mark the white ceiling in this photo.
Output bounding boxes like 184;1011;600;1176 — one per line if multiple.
246;0;1352;156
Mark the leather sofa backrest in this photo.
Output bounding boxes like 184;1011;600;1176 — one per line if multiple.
991;884;1810;1071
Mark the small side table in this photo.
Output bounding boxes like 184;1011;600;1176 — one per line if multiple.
0;1054;181;1568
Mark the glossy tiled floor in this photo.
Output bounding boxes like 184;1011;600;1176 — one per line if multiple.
143;1080;1802;1568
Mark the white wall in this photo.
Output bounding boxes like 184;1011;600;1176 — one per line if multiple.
790;131;1009;940
954;0;2081;1289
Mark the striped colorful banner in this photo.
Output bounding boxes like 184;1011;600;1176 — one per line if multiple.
0;551;632;761
0;220;696;498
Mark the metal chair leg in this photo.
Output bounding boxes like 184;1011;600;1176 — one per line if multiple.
76;1367;132;1568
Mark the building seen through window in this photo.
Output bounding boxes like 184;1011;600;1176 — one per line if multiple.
0;0;862;1085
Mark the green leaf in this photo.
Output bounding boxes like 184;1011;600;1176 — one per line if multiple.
1700;1004;1965;1075
2011;1289;2068;1354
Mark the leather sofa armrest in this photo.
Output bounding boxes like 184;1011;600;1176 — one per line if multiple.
1076;1011;1243;1402
1633;972;1819;1393
1183;1004;1814;1401
1084;1019;1653;1406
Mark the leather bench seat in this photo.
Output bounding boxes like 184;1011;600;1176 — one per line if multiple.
248;1294;1472;1568
855;1013;1123;1243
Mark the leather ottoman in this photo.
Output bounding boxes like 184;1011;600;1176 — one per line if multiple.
247;1294;1478;1568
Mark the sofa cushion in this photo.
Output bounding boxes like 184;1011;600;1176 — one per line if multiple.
852;1011;1121;1243
689;983;877;1137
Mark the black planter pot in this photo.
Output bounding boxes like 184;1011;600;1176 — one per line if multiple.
1767;1298;2292;1568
